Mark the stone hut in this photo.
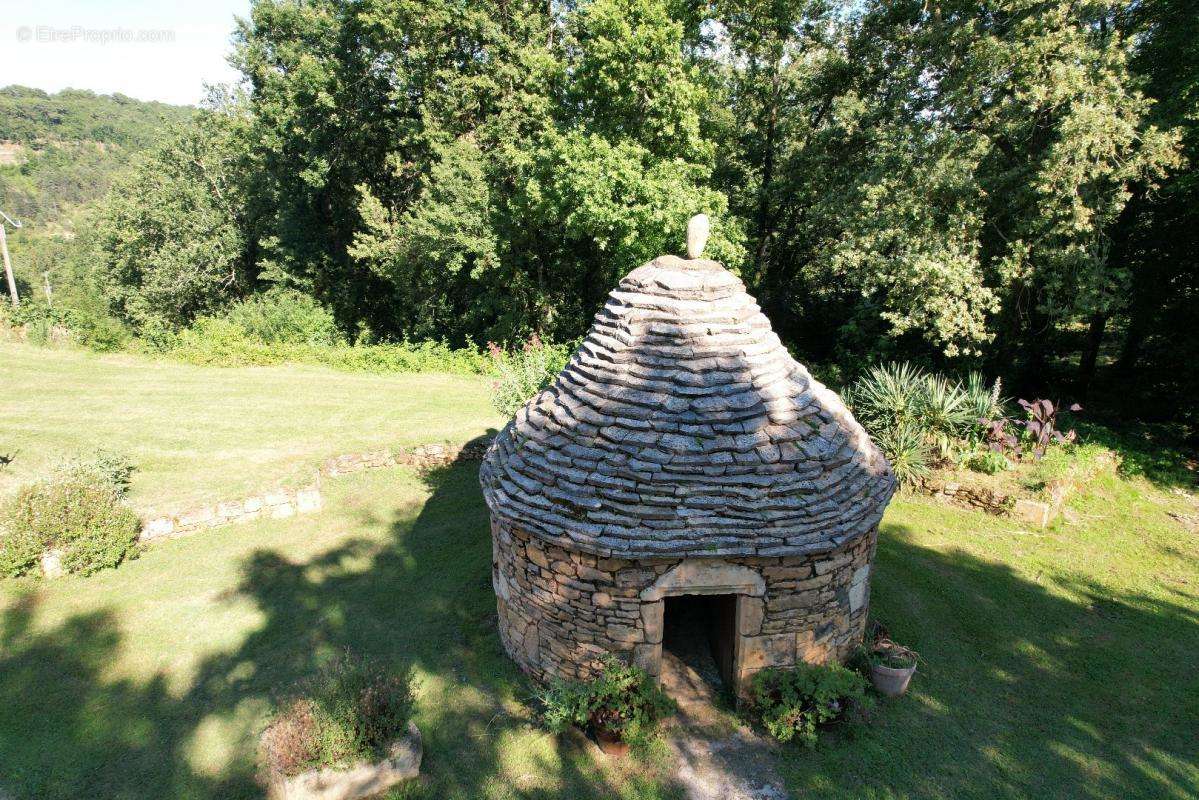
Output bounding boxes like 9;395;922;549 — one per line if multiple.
480;246;895;693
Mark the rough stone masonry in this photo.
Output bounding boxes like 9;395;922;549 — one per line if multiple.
481;230;896;692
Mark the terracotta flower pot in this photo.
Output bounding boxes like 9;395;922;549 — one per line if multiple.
870;661;916;697
592;726;630;758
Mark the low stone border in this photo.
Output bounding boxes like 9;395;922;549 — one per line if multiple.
140;486;324;542
918;478;1061;528
139;437;495;545
918;452;1115;529
267;721;422;800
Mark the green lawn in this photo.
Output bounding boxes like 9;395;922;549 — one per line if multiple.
2;456;1196;799
0;342;502;515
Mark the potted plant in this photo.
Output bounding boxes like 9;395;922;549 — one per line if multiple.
866;640;919;697
260;651;420;800
540;656;675;757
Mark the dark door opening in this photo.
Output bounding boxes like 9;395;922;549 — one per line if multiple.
662;594;737;689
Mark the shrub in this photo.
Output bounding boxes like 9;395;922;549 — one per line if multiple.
488;334;573;417
849;363;1008;481
966;449;1012;475
919;373;972;460
745;663;870;746
1015;399;1082;460
538;656;675;742
1;300;130;352
848;361;928;432
149;316;493;376
220;290;342;347
964;371;1005;423
0;450;140;577
873;419;932;485
262;651;417;777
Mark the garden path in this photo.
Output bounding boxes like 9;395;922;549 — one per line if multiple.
660;651;789;800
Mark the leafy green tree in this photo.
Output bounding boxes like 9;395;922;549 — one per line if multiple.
95;102;254;329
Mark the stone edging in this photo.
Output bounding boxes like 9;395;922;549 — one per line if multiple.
266;721;422;800
138;437;495;544
917;452;1115;529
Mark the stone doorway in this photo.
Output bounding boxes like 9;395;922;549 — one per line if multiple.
662;594;738;690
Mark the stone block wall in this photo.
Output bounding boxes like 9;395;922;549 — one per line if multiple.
139;437;496;545
492;517;876;689
140;486;323;542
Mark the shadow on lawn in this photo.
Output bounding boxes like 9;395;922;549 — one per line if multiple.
0;436;668;800
780;522;1199;800
2;440;1196;799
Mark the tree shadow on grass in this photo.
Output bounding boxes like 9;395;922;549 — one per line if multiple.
4;435;1194;799
0;435;679;800
0;593;258;799
778;522;1199;800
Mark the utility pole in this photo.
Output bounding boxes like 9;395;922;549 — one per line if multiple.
0;210;21;307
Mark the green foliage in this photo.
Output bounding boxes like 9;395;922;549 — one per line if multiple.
0;86;190;149
152;320;491;375
964;372;1006;425
745;663;870;746
873;420;932;486
538;656;675;741
0;450;139;577
95;101;253;330
218;290;340;347
966;450;1012;476
1;300;129;352
849;362;994;480
6;0;1199;431
487;335;572;417
239;0;739;346
0;86;191;229
263;651;416;776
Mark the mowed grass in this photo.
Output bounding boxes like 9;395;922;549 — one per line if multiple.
1;458;1196;799
0;342;502;515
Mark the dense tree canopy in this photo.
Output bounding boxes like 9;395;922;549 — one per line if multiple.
85;0;1196;427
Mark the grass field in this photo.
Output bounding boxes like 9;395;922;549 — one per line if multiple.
2;453;1196;799
0;342;502;515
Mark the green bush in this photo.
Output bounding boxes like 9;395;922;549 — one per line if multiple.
849;362;1006;483
873;419;932;485
0;300;130;352
488;334;573;417
262;651;417;777
745;663;870;746
148;314;493;376
0;450;140;577
220;290;342;346
538;656;675;742
966;449;1012;475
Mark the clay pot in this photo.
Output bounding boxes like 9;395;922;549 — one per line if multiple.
592;726;630;758
870;661;916;697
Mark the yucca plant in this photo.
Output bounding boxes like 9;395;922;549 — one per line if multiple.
848;362;927;431
918;374;973;461
964;372;1006;422
873;419;932;485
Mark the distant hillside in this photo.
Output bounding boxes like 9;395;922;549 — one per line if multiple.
0;86;193;231
0;86;192;148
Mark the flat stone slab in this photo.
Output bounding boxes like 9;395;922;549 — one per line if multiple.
269;721;422;800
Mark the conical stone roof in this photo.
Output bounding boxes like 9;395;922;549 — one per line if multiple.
480;255;895;559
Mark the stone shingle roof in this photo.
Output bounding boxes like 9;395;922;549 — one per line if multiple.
480;255;896;558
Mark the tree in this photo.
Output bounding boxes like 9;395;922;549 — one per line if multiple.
95;100;254;330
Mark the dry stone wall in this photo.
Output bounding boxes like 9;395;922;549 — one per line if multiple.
138;438;494;545
492;517;877;688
